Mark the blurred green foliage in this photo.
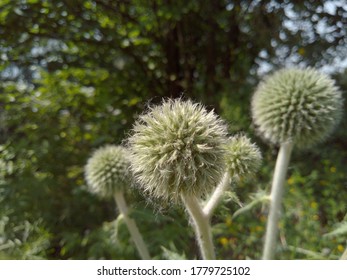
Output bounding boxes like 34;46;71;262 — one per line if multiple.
0;0;346;259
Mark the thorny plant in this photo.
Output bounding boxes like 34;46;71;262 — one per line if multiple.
84;68;343;260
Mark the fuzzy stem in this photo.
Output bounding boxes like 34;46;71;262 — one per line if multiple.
203;172;231;219
114;191;150;260
262;141;294;260
181;193;216;259
340;247;347;260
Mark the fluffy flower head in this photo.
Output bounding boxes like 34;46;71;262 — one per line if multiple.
251;68;343;149
225;135;262;177
128;99;228;203
85;145;130;198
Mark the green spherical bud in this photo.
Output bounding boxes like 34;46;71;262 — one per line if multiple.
85;145;130;198
225;135;262;177
128;99;228;203
251;68;343;149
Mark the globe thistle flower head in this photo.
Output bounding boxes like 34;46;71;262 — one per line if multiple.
128;99;228;203
85;145;131;198
225;135;262;178
251;68;343;149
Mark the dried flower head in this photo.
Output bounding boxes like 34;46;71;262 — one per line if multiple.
251;68;343;149
225;135;262;177
128;99;228;203
85;145;130;198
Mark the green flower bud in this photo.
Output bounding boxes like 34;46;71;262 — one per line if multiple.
225;135;262;177
85;145;130;198
128;99;228;203
251;68;343;149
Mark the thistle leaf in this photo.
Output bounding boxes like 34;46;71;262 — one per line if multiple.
161;245;187;260
232;190;270;219
224;191;243;208
324;222;347;238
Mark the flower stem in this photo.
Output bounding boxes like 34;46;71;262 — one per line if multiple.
114;191;150;260
262;141;294;260
181;193;216;259
203;172;231;219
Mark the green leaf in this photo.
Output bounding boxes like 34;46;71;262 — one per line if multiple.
224;191;243;208
128;29;140;38
110;214;125;244
324;222;347;238
161;245;187;260
285;245;328;260
232;190;270;219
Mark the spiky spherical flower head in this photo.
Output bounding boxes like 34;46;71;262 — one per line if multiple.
85;145;130;198
128;99;228;203
225;135;262;178
251;68;343;149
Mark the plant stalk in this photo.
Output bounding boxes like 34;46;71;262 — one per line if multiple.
114;191;150;260
262;141;294;260
203;172;231;219
181;193;216;259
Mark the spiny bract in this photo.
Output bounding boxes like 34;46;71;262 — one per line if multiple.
251;68;343;149
225;135;262;177
85;145;130;198
128;99;228;203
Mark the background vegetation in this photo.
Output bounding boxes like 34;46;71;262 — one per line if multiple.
0;0;346;259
